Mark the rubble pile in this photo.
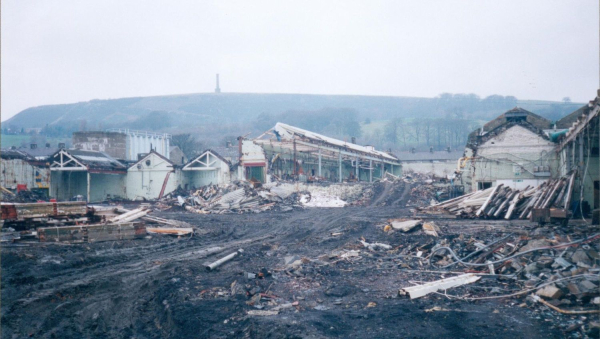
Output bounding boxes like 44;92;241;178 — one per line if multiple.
390;223;600;334
402;172;455;207
422;171;577;220
347;177;407;207
1;189;49;203
165;181;306;214
408;184;438;207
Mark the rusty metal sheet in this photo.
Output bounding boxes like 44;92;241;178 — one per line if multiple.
2;202;87;220
0;159;50;190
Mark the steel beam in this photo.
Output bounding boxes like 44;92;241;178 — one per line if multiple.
338;152;342;182
318;148;322;177
293;140;400;165
87;171;91;203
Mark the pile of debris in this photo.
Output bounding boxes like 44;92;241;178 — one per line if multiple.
398;230;600;319
402;172;460;208
1;187;49;203
422;171;577;220
165;181;306;214
2;203;193;244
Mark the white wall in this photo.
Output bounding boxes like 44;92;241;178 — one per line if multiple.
466;125;559;192
182;153;231;188
90;173;126;202
127;153;178;200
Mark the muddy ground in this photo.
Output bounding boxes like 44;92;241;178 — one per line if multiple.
1;184;575;338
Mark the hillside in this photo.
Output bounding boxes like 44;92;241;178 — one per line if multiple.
4;92;581;130
2;92;584;151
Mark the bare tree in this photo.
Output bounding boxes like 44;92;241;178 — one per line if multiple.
171;134;203;158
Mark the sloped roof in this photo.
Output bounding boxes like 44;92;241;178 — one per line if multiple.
183;149;231;168
128;150;174;169
267;122;398;161
555;105;589;129
50;149;126;172
481;107;552;132
468;107;553;147
12;146;60;159
1;148;33;160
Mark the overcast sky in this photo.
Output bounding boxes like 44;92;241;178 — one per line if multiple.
1;1;598;121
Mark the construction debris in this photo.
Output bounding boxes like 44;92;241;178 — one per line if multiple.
389;219;422;232
146;227;194;236
421;171;577;220
205;249;244;271
38;222;146;243
400;273;481;299
164;181;306;214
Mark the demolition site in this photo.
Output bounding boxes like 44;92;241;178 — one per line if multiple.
1;94;599;338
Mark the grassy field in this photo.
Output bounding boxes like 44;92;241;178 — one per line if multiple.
1;134;31;148
360;120;389;135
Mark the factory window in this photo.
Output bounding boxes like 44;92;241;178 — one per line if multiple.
478;181;492;190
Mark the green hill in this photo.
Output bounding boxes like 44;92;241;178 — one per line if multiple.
2;92;584;150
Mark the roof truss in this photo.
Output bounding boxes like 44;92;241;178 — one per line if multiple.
50;150;87;171
183;151;220;171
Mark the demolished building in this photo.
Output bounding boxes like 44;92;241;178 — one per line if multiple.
461;107;558;192
555;95;600;216
182;150;233;188
454;95;599;220
243;122;401;183
1;148;51;193
49;149;128;202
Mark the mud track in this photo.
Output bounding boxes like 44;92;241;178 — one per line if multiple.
1;205;565;338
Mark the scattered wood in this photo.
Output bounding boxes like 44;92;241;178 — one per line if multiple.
422;171;576;220
146;227;194;236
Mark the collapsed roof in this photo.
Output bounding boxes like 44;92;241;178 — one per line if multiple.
50;149;127;173
254;122;399;165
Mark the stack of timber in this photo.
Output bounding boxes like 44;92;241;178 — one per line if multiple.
421;171;577;220
38;222;146;243
1;201;96;230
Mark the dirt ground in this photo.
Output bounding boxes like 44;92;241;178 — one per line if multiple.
1;184;576;338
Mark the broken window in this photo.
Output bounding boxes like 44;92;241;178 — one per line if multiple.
478;181;492;190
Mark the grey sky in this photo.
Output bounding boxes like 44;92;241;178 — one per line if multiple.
1;0;598;122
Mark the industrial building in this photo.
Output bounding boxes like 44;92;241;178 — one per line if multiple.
73;129;171;161
460;97;599;219
396;148;463;178
243;122;401;183
555;95;599;215
182;150;233;188
1;149;51;193
49;149;127;202
461;108;558;192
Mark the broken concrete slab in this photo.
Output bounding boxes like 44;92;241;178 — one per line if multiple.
422;222;440;237
389;219;422;232
400;273;481;299
536;285;564;299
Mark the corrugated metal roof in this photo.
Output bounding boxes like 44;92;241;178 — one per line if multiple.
272;122;398;161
